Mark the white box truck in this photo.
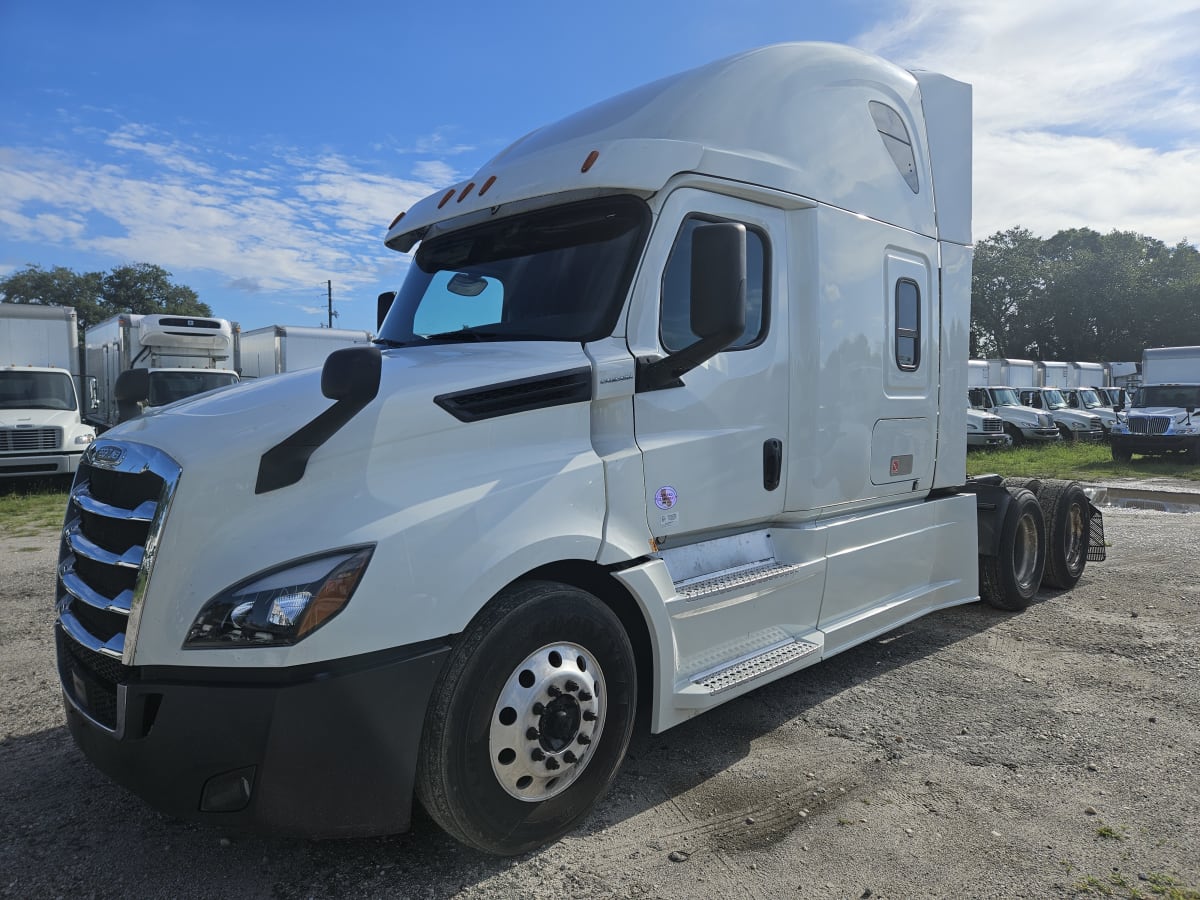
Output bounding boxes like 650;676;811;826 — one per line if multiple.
84;313;240;429
0;304;96;477
968;360;1060;444
54;43;1104;854
238;325;374;379
1110;345;1200;462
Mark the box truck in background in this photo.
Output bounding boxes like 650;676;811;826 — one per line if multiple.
1110;346;1200;462
84;314;240;429
968;360;1060;444
55;43;1105;855
238;325;374;379
0;304;96;477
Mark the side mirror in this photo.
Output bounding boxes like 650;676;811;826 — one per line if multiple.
377;291;397;331
637;223;747;392
113;369;150;424
322;345;382;404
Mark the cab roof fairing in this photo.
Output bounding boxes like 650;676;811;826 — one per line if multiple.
385;42;967;253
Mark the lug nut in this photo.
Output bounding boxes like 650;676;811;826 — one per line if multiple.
532;702;545;716
547;685;562;697
545;757;560;771
565;680;579;692
578;690;593;701
582;711;597;722
531;748;545;761
526;727;540;740
577;734;591;745
563;750;577;764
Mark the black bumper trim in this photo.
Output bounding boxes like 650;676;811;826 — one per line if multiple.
62;636;451;838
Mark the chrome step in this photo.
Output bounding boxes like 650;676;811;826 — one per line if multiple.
691;639;820;694
674;560;805;601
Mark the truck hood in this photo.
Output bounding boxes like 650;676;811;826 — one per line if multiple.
1128;406;1197;419
0;408;81;429
103;341;593;477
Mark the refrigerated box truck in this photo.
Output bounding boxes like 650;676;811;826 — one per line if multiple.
0;304;95;477
84;313;240;428
54;42;1104;855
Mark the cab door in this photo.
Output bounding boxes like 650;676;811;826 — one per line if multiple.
628;188;790;541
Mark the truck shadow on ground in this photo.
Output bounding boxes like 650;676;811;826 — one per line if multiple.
0;599;1030;899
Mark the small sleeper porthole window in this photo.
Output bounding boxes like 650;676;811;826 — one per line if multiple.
895;278;920;371
870;101;919;193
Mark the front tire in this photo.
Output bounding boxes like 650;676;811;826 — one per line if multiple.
1111;443;1133;463
416;580;636;855
980;489;1046;611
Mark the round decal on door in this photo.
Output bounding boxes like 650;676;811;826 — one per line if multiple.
654;486;678;510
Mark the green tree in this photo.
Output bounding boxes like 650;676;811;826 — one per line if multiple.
100;263;211;317
970;227;1046;357
0;264;106;328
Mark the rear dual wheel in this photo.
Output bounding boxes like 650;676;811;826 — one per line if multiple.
981;488;1046;610
416;580;636;856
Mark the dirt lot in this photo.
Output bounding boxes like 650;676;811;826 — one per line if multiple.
2;493;1198;899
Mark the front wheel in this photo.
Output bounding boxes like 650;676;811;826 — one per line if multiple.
416;580;636;855
1111;443;1133;463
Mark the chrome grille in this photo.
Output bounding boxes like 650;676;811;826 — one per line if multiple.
0;426;62;451
982;418;1003;433
1127;416;1170;435
56;440;179;682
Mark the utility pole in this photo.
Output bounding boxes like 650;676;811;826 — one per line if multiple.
327;280;333;328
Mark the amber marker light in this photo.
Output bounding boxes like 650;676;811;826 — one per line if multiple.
457;182;476;202
388;211;406;229
437;189;456;209
479;175;497;196
581;150;600;173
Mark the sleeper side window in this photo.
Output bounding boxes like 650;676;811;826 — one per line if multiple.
895;278;920;371
660;216;768;352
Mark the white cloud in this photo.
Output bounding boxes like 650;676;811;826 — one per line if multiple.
857;0;1200;244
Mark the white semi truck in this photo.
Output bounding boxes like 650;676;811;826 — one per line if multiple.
84;313;240;429
54;43;1104;855
0;304;96;478
238;325;374;379
1110;345;1200;462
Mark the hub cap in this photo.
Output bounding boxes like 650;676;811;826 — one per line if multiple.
489;642;605;801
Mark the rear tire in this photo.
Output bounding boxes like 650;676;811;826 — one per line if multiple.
416;580;636;855
1111;443;1133;463
980;489;1046;611
1037;480;1090;589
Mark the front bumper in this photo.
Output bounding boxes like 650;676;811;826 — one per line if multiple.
58;626;450;838
1111;434;1199;454
967;433;1012;448
0;450;84;477
1020;426;1062;442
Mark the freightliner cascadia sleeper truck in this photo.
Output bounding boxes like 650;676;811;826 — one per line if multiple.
55;43;1103;855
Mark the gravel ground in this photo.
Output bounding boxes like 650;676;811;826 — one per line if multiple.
2;484;1198;900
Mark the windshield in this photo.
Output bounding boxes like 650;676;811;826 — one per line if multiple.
990;388;1022;407
1041;389;1068;410
1076;388;1103;409
377;195;650;347
0;370;77;411
1135;385;1200;409
147;371;238;407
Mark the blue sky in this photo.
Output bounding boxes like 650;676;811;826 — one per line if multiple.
2;0;1198;334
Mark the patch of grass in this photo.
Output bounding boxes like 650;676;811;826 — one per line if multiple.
1072;871;1200;899
0;477;70;536
968;441;1200;484
1095;821;1128;840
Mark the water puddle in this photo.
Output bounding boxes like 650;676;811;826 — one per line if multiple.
1084;485;1200;514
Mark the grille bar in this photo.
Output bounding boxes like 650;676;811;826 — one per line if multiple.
72;482;158;523
64;522;145;569
59;604;125;659
59;561;133;615
0;426;62;451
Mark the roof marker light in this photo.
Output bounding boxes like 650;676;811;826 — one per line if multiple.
388;211;406;229
581;150;600;173
437;189;456;209
457;182;476;202
479;175;496;196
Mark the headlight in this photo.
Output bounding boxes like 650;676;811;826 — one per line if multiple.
184;547;374;648
74;432;96;445
967;423;979;431
1070;421;1089;430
